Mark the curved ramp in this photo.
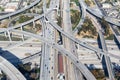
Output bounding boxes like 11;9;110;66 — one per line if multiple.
0;56;26;80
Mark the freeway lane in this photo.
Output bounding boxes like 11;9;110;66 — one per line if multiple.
46;0;57;79
0;56;26;80
87;12;115;79
39;18;50;80
0;14;120;59
98;30;115;80
41;0;58;79
0;13;120;60
0;9;54;34
12;30;96;80
62;0;76;80
86;7;120;26
0;0;119;79
46;17;120;59
0;0;41;20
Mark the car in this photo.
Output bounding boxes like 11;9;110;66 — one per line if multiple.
76;61;79;63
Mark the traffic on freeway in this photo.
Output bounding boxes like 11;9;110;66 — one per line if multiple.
0;0;120;80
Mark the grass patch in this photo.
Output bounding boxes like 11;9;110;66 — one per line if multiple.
71;0;79;6
18;15;34;23
90;69;105;80
105;34;114;40
70;9;81;30
0;34;22;41
77;17;97;36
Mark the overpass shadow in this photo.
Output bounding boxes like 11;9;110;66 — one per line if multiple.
85;64;96;70
0;48;22;67
114;35;120;49
113;62;120;71
97;35;109;77
0;48;39;80
97;34;102;49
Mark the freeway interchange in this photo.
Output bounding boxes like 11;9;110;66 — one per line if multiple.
0;0;120;80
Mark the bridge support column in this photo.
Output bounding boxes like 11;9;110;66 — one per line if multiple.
33;21;36;31
7;31;12;42
9;16;11;20
4;32;7;37
40;43;45;80
39;18;46;80
21;26;24;41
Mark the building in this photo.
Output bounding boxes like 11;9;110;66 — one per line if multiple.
0;0;10;7
5;2;18;12
113;1;120;6
102;3;112;8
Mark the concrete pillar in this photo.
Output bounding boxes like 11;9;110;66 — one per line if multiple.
4;32;7;37
20;26;24;41
7;31;12;41
33;21;36;31
9;16;11;20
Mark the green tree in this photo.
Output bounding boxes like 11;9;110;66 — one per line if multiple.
77;17;97;36
18;15;33;23
100;17;110;35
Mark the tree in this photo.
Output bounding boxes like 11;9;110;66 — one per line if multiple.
18;15;33;23
82;17;97;34
100;17;110;35
91;69;105;79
